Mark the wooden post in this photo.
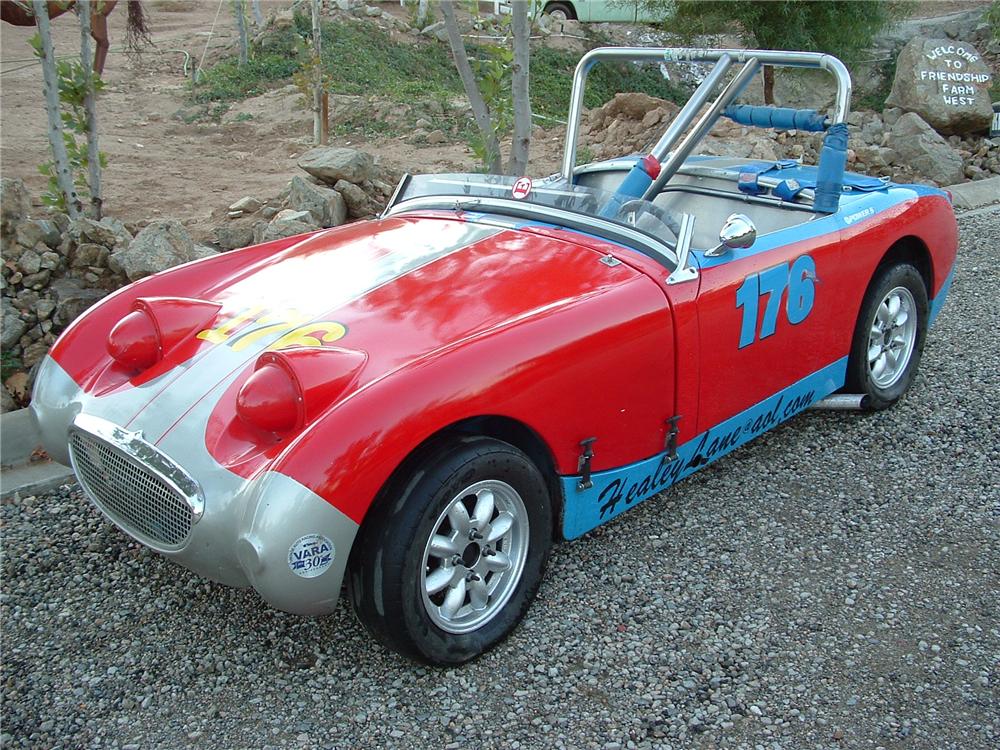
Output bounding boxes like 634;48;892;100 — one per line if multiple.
234;0;249;67
32;0;81;218
77;0;103;219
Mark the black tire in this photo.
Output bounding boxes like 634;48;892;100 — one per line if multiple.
348;437;552;665
544;2;576;21
846;263;928;410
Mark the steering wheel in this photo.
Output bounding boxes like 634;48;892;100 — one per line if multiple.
615;199;681;240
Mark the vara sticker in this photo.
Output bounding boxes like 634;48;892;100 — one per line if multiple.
511;176;532;200
288;534;335;578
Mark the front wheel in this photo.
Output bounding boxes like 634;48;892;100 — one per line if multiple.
348;437;552;664
846;263;928;410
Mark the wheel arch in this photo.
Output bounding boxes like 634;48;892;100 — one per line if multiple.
354;415;565;551
875;235;933;296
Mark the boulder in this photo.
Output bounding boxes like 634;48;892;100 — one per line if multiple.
229;196;263;214
334;179;370;217
17;249;42;276
69;217;119;248
71;243;110;269
288;176;347;227
1;384;16;414
298;147;375;185
109;220;203;281
48;279;106;330
214;223;255;251
885;37;993;135
887;112;965;185
1;299;27;349
14;219;60;250
262;215;318;243
0;177;30;229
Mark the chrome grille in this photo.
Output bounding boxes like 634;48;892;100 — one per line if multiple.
70;430;194;548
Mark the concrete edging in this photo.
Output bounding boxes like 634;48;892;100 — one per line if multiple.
945;176;1000;211
0;407;74;498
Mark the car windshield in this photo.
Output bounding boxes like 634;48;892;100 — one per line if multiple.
393;172;680;260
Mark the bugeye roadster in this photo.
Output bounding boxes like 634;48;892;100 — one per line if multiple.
32;48;957;663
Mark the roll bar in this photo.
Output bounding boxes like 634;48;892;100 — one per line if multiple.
560;46;852;183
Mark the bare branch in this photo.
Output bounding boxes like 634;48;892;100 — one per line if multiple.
32;0;81;218
440;0;501;173
78;0;103;218
508;0;532;176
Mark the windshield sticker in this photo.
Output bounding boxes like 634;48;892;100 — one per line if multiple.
512;177;533;200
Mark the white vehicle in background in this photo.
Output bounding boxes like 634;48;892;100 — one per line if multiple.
489;1;665;23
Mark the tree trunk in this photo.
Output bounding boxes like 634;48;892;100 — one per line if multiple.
250;0;264;29
416;0;429;28
77;0;102;219
507;0;531;176
32;0;81;218
763;65;775;105
234;0;249;67
310;0;327;145
440;0;501;173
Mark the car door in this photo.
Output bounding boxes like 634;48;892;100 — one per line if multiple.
692;218;850;438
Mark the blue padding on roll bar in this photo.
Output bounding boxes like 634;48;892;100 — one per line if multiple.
723;105;828;132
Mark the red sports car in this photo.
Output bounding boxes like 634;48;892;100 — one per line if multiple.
31;48;957;663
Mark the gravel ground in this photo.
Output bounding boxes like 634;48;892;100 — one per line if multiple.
2;208;998;750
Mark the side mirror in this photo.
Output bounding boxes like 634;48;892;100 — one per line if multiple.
705;213;756;257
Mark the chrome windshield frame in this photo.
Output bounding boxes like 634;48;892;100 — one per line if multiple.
384;195;679;270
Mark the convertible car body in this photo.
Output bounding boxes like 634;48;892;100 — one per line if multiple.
32;48;957;663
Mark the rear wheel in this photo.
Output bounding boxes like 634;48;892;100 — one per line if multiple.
846;263;928;410
544;2;576;21
348;437;552;664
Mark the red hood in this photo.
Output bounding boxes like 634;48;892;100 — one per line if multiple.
51;214;646;444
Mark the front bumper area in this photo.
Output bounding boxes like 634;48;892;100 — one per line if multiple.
32;356;358;616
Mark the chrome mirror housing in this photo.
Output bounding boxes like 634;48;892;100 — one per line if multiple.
705;213;756;257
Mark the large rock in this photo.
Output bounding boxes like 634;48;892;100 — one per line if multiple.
1;178;30;230
214;223;255;251
261;214;318;243
110;220;214;281
14;219;61;250
297;147;375;185
288;176;346;227
885;37;993;135
887;112;965;185
48;279;107;330
1;299;27;349
334;179;370;217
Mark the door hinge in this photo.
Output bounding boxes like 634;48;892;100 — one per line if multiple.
577;437;596;491
665;415;682;460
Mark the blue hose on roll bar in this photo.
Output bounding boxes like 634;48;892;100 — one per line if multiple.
814;123;848;214
723;104;828;132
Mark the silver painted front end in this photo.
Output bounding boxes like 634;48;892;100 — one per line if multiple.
31;355;359;616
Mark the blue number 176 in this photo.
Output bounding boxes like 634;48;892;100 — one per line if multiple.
735;255;817;348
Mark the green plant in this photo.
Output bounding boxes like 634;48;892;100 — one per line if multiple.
467;41;514;171
1;351;23;382
30;34;107;211
192;49;302;103
403;0;434;28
